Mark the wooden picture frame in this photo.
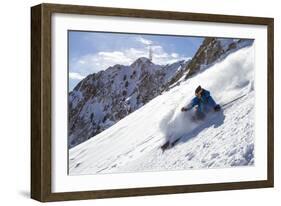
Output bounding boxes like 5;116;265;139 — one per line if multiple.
31;3;274;202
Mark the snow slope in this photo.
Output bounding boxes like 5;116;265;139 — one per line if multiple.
69;45;255;175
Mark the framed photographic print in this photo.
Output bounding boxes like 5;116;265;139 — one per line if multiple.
31;3;274;202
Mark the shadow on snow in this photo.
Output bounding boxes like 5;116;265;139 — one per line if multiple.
171;110;226;147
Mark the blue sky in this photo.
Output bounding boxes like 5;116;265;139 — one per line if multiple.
68;31;204;91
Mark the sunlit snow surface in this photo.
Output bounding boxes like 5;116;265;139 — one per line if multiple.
69;45;255;175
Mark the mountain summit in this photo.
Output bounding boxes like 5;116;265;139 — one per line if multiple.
68;56;188;148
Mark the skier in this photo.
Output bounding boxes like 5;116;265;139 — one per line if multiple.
161;86;221;151
181;85;221;120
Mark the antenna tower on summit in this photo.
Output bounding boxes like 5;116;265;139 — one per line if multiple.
148;44;153;61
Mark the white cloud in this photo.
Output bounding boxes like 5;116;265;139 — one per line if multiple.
78;60;86;64
70;38;191;76
136;37;153;45
69;72;85;80
171;53;179;58
98;51;132;63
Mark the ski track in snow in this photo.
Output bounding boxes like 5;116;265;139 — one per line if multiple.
69;45;255;175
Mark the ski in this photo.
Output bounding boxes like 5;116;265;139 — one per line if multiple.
161;137;182;152
160;141;170;152
221;94;247;108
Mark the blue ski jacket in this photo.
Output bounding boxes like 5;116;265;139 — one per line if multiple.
188;89;217;113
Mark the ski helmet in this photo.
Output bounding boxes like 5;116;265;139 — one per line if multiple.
195;85;202;94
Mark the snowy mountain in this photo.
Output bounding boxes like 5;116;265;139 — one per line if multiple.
68;37;253;149
186;38;253;76
69;57;189;148
69;43;255;175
